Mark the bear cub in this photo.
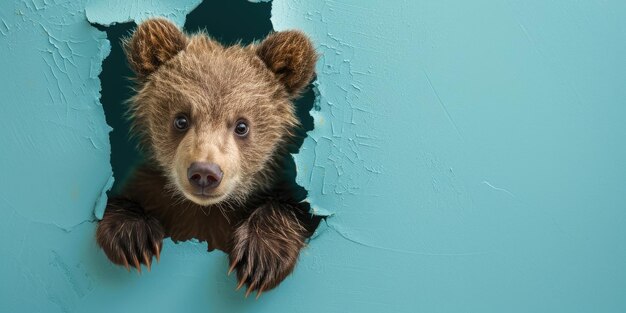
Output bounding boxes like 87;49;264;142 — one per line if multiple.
96;18;318;297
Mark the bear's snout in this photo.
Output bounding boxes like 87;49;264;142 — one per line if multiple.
187;162;223;190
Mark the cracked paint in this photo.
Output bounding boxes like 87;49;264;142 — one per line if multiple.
272;0;626;312
85;0;202;27
482;180;517;199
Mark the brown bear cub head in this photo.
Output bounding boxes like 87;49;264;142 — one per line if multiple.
124;18;316;206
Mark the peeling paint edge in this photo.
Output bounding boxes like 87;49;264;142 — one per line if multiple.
93;175;114;220
292;82;334;218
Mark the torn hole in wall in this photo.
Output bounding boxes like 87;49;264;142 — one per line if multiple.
90;0;325;243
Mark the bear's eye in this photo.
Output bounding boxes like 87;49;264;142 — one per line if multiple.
234;119;249;137
174;114;189;131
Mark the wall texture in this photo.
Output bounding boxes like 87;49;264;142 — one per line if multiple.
1;0;625;312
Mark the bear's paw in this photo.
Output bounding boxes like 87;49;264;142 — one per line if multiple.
96;197;164;273
228;201;307;298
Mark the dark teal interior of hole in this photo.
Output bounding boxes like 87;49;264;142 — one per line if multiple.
95;21;139;194
184;0;272;45
97;0;318;225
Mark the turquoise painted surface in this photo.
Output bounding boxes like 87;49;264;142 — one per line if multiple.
1;0;625;312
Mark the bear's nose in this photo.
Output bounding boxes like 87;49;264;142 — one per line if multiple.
187;162;223;190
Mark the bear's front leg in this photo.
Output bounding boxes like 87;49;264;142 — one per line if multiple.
96;197;164;273
229;200;309;297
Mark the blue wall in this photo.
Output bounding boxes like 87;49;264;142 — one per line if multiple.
1;0;625;312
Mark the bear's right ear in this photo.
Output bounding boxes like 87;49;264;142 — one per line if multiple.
123;18;187;78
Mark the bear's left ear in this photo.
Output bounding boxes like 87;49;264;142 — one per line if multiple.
123;18;188;78
256;31;317;97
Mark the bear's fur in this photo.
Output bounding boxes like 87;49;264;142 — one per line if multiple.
96;18;318;297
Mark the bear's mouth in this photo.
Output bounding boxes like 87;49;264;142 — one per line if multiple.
192;192;223;199
184;190;228;206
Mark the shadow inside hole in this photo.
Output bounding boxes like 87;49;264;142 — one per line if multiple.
97;0;321;232
94;21;138;194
